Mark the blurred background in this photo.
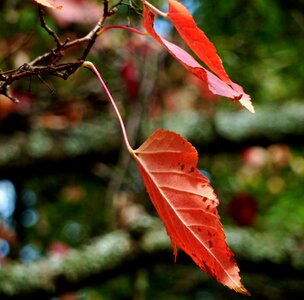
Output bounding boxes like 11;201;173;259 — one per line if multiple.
0;0;304;299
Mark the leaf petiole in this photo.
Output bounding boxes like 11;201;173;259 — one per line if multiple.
82;61;134;155
144;1;168;18
98;25;147;36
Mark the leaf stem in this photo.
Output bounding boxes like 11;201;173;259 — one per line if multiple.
82;61;134;154
99;25;147;36
144;1;168;18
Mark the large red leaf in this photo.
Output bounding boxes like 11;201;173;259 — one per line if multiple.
143;3;254;113
133;128;249;295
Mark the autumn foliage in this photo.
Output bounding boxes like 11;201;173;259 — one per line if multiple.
133;129;249;294
32;0;253;295
144;0;254;113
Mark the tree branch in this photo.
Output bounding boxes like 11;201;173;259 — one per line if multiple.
0;0;124;102
0;231;133;300
38;5;62;48
1;102;304;175
0;216;303;299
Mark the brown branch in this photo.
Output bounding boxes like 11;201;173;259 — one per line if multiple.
38;5;62;47
1;62;83;84
77;0;120;62
0;0;125;102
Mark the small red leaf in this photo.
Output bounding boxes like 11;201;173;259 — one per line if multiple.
168;0;230;84
133;129;249;295
143;3;254;113
33;0;62;9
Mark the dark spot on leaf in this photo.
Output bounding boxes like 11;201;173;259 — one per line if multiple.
197;227;202;232
201;260;212;274
208;240;213;249
189;167;195;173
180;163;185;170
206;205;210;211
233;94;243;101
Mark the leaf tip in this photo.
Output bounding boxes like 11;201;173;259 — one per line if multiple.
239;96;255;114
235;284;251;296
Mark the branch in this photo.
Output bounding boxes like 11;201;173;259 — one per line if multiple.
0;214;159;300
0;0;123;102
38;5;62;48
1;102;304;174
0;231;133;300
0;219;303;299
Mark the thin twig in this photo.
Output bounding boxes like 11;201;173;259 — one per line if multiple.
38;5;62;47
0;0;139;102
104;0;109;18
77;0;118;62
28;37;85;67
77;22;103;62
0;84;19;103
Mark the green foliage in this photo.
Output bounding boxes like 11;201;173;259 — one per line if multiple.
1;0;304;299
195;0;304;105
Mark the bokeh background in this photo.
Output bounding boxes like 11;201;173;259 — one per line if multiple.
0;0;304;299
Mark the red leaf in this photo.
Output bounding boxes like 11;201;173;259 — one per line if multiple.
33;0;62;9
133;129;249;295
168;0;230;85
143;3;254;113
